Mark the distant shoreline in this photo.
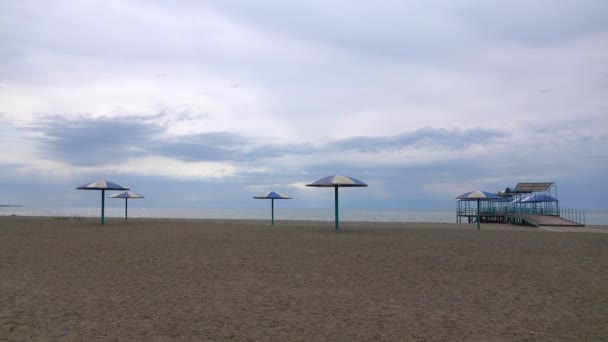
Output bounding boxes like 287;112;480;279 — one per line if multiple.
2;207;607;225
2;215;607;232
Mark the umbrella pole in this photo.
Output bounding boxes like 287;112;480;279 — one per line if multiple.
335;186;339;231
101;189;105;225
271;198;274;226
477;199;480;231
125;198;128;221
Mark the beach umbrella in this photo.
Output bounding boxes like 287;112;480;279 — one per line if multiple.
253;192;292;226
455;190;500;231
76;180;129;225
306;175;368;230
109;191;144;221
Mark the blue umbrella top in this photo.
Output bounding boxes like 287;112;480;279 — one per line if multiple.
306;175;368;187
76;180;129;191
109;191;145;199
253;192;292;199
455;190;500;200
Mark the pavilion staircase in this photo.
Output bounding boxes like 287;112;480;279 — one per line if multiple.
502;207;585;227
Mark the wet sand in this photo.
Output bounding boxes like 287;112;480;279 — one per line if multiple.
1;217;607;341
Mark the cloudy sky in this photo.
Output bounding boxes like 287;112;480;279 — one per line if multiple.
1;0;607;210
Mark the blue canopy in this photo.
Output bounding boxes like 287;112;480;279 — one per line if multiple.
518;194;558;203
493;196;514;202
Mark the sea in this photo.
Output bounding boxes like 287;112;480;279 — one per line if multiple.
2;207;608;225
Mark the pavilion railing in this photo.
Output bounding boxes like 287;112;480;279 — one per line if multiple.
500;206;559;216
457;201;586;227
456;207;500;216
457;206;585;225
560;207;586;225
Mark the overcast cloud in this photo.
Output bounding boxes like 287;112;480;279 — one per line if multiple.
0;0;607;210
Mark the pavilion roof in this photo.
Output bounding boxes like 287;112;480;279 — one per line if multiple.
512;182;554;193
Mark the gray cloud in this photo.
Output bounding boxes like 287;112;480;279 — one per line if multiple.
26;114;163;166
156;132;249;162
25;114;513;167
332;127;510;153
22;114;315;165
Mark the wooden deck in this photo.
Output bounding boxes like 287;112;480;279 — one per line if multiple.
505;213;584;227
457;209;585;227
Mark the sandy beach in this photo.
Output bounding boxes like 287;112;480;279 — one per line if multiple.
1;217;607;341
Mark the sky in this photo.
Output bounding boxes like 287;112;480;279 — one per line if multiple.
1;0;607;210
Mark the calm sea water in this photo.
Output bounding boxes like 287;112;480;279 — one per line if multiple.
1;207;607;225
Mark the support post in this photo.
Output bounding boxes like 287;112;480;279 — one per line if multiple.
335;186;339;231
271;198;274;226
125;198;128;221
101;189;105;225
476;199;480;231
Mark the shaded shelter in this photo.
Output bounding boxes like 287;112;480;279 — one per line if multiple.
515;193;559;216
110;191;144;221
455;190;500;230
306;175;368;230
76;180;129;225
253;192;291;226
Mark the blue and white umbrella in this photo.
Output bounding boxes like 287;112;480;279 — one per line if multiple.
306;175;368;230
109;191;144;221
253;191;292;226
76;180;129;225
455;190;500;230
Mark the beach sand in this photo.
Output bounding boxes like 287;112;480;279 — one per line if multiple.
1;217;607;341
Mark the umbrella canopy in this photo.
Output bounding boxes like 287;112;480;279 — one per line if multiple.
253;191;292;200
518;194;558;203
306;175;368;230
306;175;368;187
455;190;500;231
455;190;500;200
76;180;129;225
110;191;145;199
77;180;129;191
110;191;145;221
253;192;292;226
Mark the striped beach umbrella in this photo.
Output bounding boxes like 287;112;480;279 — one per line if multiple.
306;175;368;230
109;191;144;221
76;180;129;225
253;192;292;226
455;190;500;230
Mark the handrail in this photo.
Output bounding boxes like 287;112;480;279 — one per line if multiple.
457;206;585;226
560;207;586;225
458;207;559;216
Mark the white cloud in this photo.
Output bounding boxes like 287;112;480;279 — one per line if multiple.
9;151;239;182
